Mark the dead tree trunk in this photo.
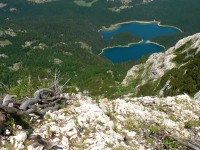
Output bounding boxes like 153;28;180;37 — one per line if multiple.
0;88;68;117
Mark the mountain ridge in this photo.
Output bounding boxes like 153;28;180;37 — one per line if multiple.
121;33;200;97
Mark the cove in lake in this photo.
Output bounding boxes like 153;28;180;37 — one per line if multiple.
100;21;182;63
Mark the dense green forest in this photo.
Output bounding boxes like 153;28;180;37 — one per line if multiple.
1;0;200;97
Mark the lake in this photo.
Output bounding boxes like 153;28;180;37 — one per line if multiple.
99;21;181;63
102;42;164;63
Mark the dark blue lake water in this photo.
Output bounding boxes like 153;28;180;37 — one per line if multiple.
103;42;164;63
100;21;181;63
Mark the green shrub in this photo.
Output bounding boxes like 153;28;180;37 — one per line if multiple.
163;137;178;149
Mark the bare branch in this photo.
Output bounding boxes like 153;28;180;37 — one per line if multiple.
19;98;40;110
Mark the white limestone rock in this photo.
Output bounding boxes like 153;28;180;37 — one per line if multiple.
0;3;7;8
0;54;8;58
194;90;200;101
54;58;63;65
9;62;22;71
28;145;44;150
122;33;200;87
5;129;11;136
4;28;17;37
0;40;12;47
14;131;27;142
22;41;36;48
33;43;48;50
5;93;198;150
9;8;17;12
27;0;57;4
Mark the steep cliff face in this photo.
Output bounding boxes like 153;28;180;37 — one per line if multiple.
122;33;200;97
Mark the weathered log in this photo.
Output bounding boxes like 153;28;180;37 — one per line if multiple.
0;88;68;117
16;108;35;116
0;104;35;116
29;99;66;109
19;98;40;110
33;88;54;99
2;95;16;106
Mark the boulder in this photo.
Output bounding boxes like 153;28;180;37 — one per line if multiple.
14;131;27;142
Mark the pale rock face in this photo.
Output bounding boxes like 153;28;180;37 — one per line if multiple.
0;54;8;58
8;131;28;149
0;40;12;47
63;51;73;56
75;41;92;53
27;0;57;4
5;129;11;135
126;130;136;137
4;28;17;37
14;131;27;142
22;41;35;48
0;30;3;36
122;47;176;86
61;136;69;146
0;3;7;8
108;0;153;12
163;119;178;128
175;33;200;50
194;90;200;101
28;145;44;150
33;43;48;50
54;58;63;65
9;8;17;12
159;80;171;96
0;28;17;37
122;33;200;87
9;62;22;71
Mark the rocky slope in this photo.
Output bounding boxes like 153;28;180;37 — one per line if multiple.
122;33;200;97
0;93;200;150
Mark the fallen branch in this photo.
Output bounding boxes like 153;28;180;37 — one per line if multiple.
0;104;35;116
0;88;68;117
19;98;41;110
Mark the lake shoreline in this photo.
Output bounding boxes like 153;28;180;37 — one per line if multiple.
98;20;183;33
99;20;181;63
99;40;165;55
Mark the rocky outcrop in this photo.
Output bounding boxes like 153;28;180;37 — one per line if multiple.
22;41;48;50
122;33;200;88
122;47;176;86
1;93;199;149
0;54;8;59
194;90;200;101
108;0;153;12
27;0;57;4
8;62;22;71
0;40;11;47
0;29;17;37
0;3;7;9
54;58;63;65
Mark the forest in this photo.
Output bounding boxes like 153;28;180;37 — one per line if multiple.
1;0;200;97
